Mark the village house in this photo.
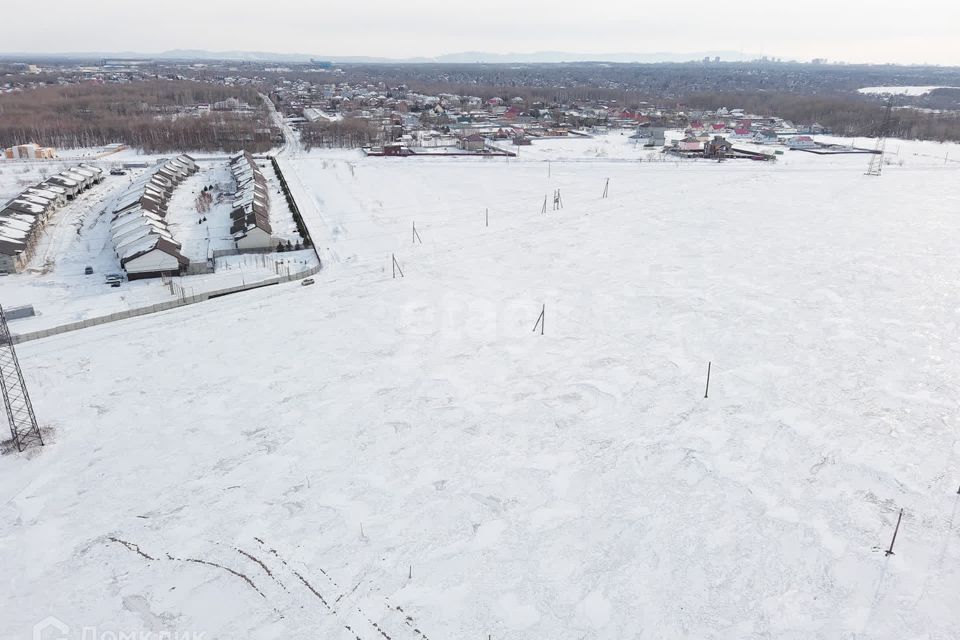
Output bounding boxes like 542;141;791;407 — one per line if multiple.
459;133;486;152
754;129;780;145
675;136;704;152
785;135;817;149
704;136;735;159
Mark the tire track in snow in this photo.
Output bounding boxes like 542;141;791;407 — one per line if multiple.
253;536;374;640
253;536;430;640
105;536;265;598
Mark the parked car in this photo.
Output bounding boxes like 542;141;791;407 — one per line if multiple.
84;266;93;275
109;167;127;176
110;281;121;288
105;273;123;284
301;278;315;286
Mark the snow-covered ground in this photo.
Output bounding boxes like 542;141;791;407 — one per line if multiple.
858;85;960;96
165;163;237;261
261;160;306;245
0;160;93;203
3;133;960;639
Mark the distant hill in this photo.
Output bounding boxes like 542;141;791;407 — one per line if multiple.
431;51;756;64
0;49;759;65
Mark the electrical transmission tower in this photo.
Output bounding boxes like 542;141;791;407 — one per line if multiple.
0;305;43;452
866;97;894;176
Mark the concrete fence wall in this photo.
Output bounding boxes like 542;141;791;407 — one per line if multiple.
12;263;321;345
185;261;215;275
212;246;278;258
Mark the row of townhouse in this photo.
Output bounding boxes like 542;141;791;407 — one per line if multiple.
0;164;104;272
110;155;197;280
228;152;273;251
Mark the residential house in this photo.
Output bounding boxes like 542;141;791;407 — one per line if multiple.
675;137;704;152
785;135;817;149
754;129;779;145
704;136;735;159
459;133;485;152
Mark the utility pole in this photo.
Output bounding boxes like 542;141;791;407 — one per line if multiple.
866;96;894;177
885;508;903;556
0;305;43;452
392;254;404;278
532;304;545;335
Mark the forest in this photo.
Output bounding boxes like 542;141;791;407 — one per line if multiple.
0;80;279;152
299;118;382;149
682;91;960;142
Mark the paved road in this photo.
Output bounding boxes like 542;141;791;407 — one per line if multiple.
261;94;334;266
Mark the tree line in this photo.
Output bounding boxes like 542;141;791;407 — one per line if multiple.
299;118;382;149
0;80;279;152
682;91;960;142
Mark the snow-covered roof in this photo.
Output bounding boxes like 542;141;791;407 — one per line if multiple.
61;171;89;183
229;151;271;233
0;216;34;235
79;163;104;175
26;188;62;200
46;174;74;185
6;199;46;215
114;223;174;252
117;235;161;261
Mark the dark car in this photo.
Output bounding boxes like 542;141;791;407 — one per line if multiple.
84;266;93;275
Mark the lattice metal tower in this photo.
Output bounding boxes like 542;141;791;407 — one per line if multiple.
866;97;895;177
0;305;43;452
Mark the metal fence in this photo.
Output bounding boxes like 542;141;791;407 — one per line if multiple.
269;156;322;263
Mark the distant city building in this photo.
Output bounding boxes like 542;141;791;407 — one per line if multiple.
213;97;247;111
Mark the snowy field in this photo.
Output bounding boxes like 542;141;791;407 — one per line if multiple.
3;134;960;639
858;85;960;97
164;162;238;261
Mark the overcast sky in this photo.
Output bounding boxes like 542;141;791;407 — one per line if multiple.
5;0;960;65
